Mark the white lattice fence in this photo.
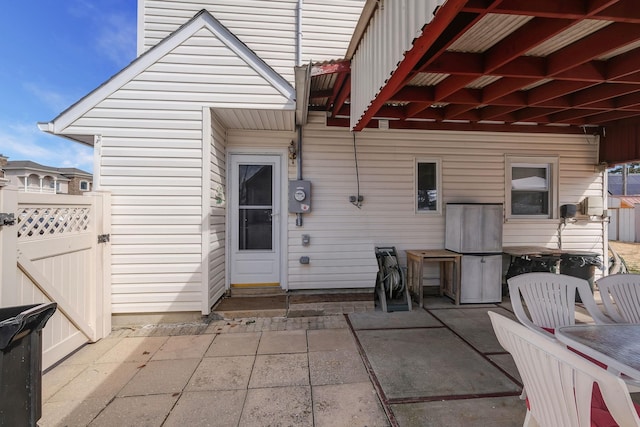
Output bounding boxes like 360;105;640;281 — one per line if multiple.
0;188;111;369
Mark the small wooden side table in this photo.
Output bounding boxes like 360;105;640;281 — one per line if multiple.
405;249;462;306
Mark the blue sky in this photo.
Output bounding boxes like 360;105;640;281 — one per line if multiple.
0;0;137;173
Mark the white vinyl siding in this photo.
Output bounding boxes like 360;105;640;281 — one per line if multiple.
141;0;365;84
268;112;604;290
209;110;227;307
62;23;292;314
301;0;365;63
143;0;298;82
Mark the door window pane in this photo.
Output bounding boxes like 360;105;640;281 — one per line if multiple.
239;209;273;250
239;165;272;206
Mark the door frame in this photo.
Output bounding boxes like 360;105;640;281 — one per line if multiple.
226;149;289;291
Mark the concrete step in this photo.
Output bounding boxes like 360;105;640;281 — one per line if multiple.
212;295;288;318
230;286;286;297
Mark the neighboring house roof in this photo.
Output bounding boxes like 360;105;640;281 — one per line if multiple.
610;195;640;208
5;160;91;181
38;9;296;145
608;174;640;195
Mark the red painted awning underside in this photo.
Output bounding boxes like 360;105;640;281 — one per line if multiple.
308;0;640;165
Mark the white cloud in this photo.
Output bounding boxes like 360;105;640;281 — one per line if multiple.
67;0;136;67
23;83;74;113
0;121;93;173
98;13;137;66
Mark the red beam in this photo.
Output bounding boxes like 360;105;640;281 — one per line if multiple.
546;23;640;76
331;75;351;118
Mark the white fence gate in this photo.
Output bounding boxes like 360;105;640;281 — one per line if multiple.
608;207;639;243
0;184;111;369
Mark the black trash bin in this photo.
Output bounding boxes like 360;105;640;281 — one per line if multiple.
0;303;57;427
559;252;602;302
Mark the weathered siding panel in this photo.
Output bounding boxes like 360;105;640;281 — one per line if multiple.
209;110;227;307
273;112;604;290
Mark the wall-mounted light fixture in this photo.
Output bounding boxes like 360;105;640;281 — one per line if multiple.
288;140;297;164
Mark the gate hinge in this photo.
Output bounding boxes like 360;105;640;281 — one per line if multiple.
0;213;16;227
98;234;110;243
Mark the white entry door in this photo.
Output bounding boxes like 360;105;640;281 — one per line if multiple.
230;154;282;286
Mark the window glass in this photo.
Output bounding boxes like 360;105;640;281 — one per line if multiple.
417;161;439;212
507;158;556;218
80;181;89;191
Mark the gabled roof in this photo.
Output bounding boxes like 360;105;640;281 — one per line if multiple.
39;9;295;144
309;0;640;164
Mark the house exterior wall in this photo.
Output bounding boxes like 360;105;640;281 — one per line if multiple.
140;0;365;83
264;112;604;290
61;22;292;313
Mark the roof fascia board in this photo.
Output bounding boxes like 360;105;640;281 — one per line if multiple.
47;9;295;134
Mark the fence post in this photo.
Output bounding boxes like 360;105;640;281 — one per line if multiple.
91;191;112;339
0;185;18;306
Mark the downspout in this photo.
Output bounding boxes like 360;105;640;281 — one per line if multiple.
602;162;609;276
296;0;304;226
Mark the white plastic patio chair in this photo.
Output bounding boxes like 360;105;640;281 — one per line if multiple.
488;311;640;427
596;274;640;323
508;272;611;338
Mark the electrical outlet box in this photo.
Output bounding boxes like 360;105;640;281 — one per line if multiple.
581;197;604;216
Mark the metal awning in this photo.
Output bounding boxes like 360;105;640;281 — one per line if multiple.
308;0;640;165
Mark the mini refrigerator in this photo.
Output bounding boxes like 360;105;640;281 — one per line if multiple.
445;203;503;303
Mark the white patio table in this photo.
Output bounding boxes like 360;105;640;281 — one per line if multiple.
556;324;640;381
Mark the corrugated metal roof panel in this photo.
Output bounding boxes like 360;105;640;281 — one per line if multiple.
408;73;449;86
466;75;501;89
599;40;640;60
448;14;532;53
526;19;612;57
521;79;553;92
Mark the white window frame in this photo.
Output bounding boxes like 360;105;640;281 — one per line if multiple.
80;180;89;191
415;158;442;215
506;155;558;220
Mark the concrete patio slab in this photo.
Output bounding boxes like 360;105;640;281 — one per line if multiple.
95;336;167;363
204;332;260;357
57;337;123;366
307;328;358;352
312;382;389;427
430;306;516;353
248;353;309;388
46;361;142;402
151;334;214;360
185;355;254;391
257;329;308;354
87;393;179;427
39;310;532;427
488;354;521;384
40;397;110;427
42;363;88;401
349;310;441;330
309;348;370;386
163;390;246;427
239;386;313;427
391;396;525;427
118;358;200;396
356;328;521;399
